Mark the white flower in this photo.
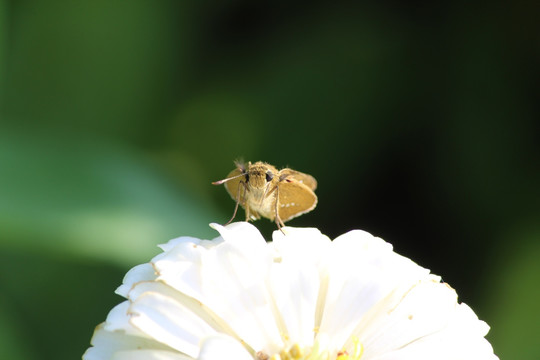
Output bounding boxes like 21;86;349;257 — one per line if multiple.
83;222;498;360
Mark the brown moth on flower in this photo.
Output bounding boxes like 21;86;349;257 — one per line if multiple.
213;161;317;228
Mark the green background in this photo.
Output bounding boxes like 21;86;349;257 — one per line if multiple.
1;1;538;359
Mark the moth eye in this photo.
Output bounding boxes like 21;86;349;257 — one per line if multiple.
244;173;250;183
265;171;274;182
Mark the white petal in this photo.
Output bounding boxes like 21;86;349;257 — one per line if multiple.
318;230;432;350
116;263;157;298
154;222;283;354
272;226;331;263
128;281;236;336
83;324;172;360
209;221;267;247
356;280;457;358
151;240;209;297
129;292;218;358
103;301;148;338
268;259;320;346
159;236;203;252
198;334;253;360
111;349;192;360
268;227;331;346
372;303;498;360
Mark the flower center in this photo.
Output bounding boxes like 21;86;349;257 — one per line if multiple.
260;338;363;360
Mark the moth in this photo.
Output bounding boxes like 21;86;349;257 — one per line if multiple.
213;161;318;228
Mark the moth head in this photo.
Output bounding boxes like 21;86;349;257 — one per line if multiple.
247;164;275;189
243;171;272;184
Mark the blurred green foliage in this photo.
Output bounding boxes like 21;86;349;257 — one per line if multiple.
1;1;538;359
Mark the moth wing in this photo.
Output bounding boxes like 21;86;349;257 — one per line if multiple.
277;179;318;222
279;169;317;191
223;168;245;203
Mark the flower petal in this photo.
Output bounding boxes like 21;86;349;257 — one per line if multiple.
159;236;203;252
83;324;172;360
153;222;283;354
209;222;267;248
271;226;331;266
127;281;237;336
318;230;432;349
103;302;148;337
371;302;498;359
267;257;320;346
268;227;331;346
356;280;457;357
198;334;253;360
111;350;192;360
128;292;219;357
116;263;157;298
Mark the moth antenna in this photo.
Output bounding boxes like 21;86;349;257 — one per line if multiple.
212;172;246;185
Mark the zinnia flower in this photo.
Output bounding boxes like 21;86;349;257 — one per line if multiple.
83;222;498;360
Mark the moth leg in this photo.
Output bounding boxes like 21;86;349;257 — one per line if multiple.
245;202;251;221
274;185;286;233
276;215;286;232
225;180;246;225
275;173;291;231
241;183;252;222
262;183;278;207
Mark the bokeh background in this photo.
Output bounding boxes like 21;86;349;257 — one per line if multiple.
1;1;539;359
